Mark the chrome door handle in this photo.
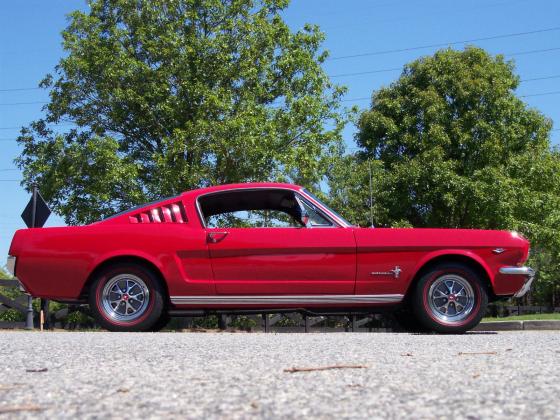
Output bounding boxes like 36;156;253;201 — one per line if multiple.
207;231;228;243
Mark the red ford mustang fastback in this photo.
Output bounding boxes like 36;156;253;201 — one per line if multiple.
7;182;534;333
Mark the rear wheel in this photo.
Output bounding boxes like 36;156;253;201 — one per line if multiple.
88;263;165;332
411;263;488;334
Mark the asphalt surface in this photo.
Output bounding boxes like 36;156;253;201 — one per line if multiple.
0;331;559;419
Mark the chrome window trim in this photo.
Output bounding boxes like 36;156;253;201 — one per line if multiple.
294;193;335;228
195;186;346;229
298;188;351;228
170;294;404;305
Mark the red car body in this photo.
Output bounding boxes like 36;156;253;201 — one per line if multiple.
7;182;534;332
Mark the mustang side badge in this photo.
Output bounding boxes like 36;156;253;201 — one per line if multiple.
370;266;402;279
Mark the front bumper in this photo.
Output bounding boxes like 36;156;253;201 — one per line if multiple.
499;266;535;298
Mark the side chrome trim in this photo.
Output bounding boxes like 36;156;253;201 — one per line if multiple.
170;294;404;305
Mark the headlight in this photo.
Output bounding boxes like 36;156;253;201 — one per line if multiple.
511;230;528;241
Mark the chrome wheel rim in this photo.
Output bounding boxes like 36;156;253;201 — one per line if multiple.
101;274;150;322
428;274;475;323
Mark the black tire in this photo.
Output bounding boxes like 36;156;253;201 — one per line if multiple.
411;263;488;334
88;263;165;332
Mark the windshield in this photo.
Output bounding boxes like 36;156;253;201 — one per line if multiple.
302;189;353;227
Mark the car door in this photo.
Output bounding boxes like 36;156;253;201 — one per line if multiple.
202;190;356;295
206;227;356;295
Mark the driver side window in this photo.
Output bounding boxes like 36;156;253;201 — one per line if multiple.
198;189;335;229
206;209;300;228
199;189;305;229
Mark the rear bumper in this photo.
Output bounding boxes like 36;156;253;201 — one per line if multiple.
498;266;535;298
5;256;28;293
6;255;16;276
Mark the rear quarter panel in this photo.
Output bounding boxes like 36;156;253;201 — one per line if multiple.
11;224;212;300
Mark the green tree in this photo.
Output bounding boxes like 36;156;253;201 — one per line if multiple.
16;0;346;225
329;47;560;305
0;267;11;280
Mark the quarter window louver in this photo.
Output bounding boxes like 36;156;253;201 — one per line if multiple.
129;201;187;224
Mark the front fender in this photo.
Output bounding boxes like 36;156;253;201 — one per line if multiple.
409;249;495;291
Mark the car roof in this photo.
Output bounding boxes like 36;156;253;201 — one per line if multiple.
181;182;303;199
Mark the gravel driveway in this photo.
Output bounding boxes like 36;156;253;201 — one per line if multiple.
0;331;558;419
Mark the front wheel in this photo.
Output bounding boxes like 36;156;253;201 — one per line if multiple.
88;263;166;332
411;263;488;334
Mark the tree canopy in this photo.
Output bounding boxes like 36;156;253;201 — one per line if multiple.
16;0;346;224
328;47;559;304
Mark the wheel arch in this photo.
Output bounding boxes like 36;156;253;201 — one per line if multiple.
80;254;170;305
405;252;496;303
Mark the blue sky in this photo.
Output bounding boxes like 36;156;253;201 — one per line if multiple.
1;0;559;262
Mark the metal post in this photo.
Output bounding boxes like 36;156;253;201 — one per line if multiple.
218;314;227;330
31;184;37;229
262;314;270;333
41;299;50;330
25;296;34;330
24;185;39;331
304;315;310;333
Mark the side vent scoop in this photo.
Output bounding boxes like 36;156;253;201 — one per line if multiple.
128;201;187;224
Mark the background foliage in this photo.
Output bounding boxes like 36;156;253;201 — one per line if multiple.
16;0;346;225
0;267;24;322
328;47;560;306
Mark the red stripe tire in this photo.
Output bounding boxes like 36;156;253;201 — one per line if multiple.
88;263;165;332
411;263;488;334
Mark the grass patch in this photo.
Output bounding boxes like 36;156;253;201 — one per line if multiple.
483;313;560;322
